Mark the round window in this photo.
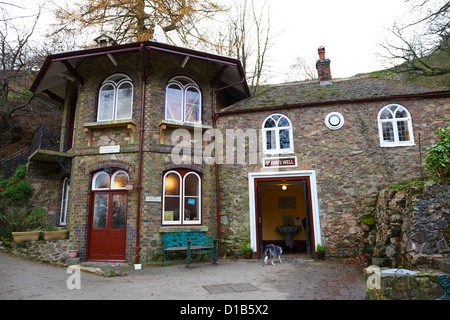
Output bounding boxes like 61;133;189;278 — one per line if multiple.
325;112;344;130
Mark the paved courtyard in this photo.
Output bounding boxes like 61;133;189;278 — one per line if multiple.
0;251;366;301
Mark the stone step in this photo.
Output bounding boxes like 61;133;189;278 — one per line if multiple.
432;257;450;273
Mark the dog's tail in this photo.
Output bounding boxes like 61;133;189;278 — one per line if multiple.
263;245;271;265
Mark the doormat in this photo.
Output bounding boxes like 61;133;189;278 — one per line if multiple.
203;283;260;294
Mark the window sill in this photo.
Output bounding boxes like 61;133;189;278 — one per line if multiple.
159;120;212;144
158;225;208;233
263;150;295;155
380;142;416;148
83;120;137;147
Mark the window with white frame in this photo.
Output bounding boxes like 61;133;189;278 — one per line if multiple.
59;177;70;225
262;114;294;154
97;74;133;122
378;104;414;147
165;77;201;124
162;170;201;225
92;170;129;191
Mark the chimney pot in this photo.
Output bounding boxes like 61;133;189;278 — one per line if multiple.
318;46;326;60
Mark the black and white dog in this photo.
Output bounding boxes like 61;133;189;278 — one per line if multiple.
263;244;283;266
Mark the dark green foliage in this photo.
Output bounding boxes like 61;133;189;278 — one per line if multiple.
0;165;33;204
426;126;450;178
0;207;46;234
0;165;47;237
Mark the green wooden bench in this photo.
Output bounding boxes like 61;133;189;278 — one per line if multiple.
161;231;220;267
436;274;450;300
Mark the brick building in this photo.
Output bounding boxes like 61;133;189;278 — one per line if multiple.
29;39;450;263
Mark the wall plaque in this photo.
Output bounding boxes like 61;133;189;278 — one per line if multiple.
99;145;121;154
263;156;297;169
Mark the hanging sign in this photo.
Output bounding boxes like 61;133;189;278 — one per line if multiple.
263;156;297;169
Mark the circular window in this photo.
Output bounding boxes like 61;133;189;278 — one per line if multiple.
325;112;344;130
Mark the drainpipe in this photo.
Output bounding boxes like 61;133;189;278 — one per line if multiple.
135;43;147;266
211;78;247;255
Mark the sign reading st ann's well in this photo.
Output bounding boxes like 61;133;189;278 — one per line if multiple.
263;156;297;169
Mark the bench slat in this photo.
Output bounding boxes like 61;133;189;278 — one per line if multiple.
161;230;220;266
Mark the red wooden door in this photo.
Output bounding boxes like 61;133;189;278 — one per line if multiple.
88;192;127;261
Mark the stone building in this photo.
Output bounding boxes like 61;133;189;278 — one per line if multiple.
28;39;450;263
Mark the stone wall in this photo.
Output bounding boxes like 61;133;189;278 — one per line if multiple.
373;180;450;268
3;239;71;264
364;267;445;300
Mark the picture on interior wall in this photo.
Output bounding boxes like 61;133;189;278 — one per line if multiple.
278;197;296;209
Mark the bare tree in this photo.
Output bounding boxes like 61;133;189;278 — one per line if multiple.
285;56;317;82
209;0;276;94
50;0;226;46
381;0;450;78
0;2;56;147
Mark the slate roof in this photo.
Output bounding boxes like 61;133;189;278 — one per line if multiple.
222;76;450;113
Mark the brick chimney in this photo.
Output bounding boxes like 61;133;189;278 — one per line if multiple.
316;46;333;85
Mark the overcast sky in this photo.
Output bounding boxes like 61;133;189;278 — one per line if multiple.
264;0;413;82
4;0;416;83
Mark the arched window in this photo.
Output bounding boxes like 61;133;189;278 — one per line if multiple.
262;114;294;154
92;170;129;191
97;74;133;122
165;77;201;124
378;104;414;147
162;170;201;225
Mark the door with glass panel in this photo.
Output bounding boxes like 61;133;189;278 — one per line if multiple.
88;170;128;261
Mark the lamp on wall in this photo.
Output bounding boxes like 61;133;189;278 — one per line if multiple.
282;185;287;191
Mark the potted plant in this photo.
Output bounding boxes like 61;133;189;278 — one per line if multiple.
241;241;252;259
42;226;68;240
0;167;47;242
1;207;46;242
316;244;326;259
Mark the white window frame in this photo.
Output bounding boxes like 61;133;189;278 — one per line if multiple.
92;170;129;191
377;104;415;147
111;171;130;190
162;171;182;225
92;171;111;190
165;77;202;124
59;177;70;226
262;113;294;154
182;172;202;225
97;74;133;122
162;170;202;226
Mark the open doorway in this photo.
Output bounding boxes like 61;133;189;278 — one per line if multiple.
258;180;311;256
248;171;320;259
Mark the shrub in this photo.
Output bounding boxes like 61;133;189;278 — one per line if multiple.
0;207;47;235
425;126;450;178
0;165;47;237
0;165;33;206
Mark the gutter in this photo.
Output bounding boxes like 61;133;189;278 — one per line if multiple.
135;43;147;267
